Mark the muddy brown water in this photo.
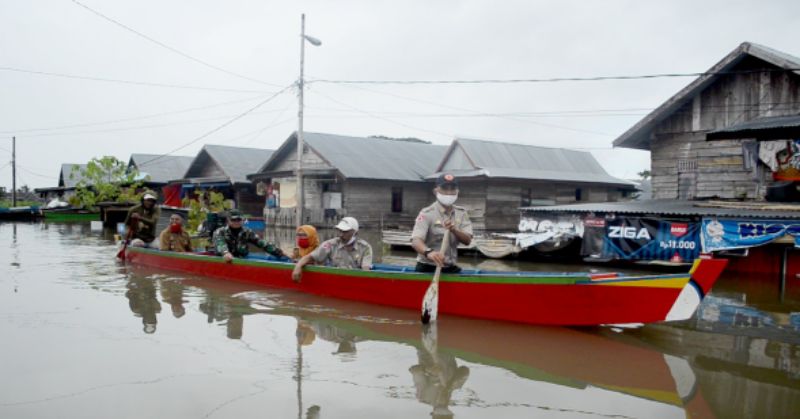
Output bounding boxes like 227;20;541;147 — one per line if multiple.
1;222;798;418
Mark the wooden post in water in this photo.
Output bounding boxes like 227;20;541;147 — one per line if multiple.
11;136;16;207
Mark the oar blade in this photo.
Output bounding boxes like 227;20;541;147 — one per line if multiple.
421;280;439;324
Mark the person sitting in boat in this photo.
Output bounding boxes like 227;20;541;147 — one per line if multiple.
292;225;320;261
125;190;161;248
159;213;193;252
212;209;284;262
292;217;373;282
411;173;473;274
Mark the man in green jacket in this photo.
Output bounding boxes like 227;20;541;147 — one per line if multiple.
213;210;285;262
125;190;161;248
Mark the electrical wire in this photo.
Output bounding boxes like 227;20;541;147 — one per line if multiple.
321;82;611;136
0;66;271;94
137;84;294;166
241;98;296;146
70;0;283;88
310;67;800;85
0;95;269;134
16;106;298;138
309;89;454;139
17;165;56;179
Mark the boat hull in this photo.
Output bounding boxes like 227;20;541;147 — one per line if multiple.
125;247;727;326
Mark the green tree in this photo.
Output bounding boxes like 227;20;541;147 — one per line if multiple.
69;156;147;210
183;190;230;233
637;170;651;180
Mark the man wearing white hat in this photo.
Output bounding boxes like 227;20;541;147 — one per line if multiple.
292;217;373;282
124;190;161;247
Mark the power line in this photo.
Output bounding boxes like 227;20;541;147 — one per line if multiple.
0;66;269;94
138;84;294;166
0;95;269;134
16;106;298;138
310;89;454;139
310;67;800;85
70;0;283;88
17;165;56;179
325;82;611;136
241;98;295;146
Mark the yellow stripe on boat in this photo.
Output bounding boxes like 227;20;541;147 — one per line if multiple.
595;277;690;289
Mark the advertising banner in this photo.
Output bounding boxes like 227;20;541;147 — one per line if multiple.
515;214;583;249
602;217;700;262
701;218;800;252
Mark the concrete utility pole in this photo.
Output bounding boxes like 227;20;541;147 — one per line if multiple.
11;136;16;206
295;14;321;228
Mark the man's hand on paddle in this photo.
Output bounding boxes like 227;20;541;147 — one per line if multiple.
223;251;234;263
427;250;446;267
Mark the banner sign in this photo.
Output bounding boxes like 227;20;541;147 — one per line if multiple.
701;218;800;252
602;217;700;262
515;214;584;249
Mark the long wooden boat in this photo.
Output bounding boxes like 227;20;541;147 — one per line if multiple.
0;205;42;221
124;247;728;326
42;207;100;221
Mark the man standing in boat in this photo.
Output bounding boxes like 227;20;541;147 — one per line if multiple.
213;209;285;262
411;173;473;273
292;217;373;282
125;190;161;248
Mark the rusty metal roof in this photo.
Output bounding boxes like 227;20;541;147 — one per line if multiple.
521;199;800;219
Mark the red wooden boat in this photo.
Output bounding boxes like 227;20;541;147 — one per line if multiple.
124;247;727;326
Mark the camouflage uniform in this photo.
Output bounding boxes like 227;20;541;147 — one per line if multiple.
212;225;282;258
411;202;473;268
159;228;193;252
125;204;161;243
310;237;373;269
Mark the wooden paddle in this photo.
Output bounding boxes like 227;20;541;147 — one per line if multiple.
116;219;137;260
421;230;450;324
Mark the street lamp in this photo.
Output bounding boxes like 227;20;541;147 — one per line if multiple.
296;13;321;228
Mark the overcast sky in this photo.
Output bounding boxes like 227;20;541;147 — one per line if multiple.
1;0;799;190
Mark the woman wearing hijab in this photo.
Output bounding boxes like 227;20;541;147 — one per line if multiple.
293;225;320;261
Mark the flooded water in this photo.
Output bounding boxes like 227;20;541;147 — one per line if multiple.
1;222;799;418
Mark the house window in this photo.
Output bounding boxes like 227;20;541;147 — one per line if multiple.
575;188;583;201
677;159;698;173
322;182;342;192
521;188;533;207
391;187;403;213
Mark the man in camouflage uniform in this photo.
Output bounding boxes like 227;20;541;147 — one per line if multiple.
411;173;473;273
159;213;193;252
292;217;373;282
125;190;161;247
213;210;284;262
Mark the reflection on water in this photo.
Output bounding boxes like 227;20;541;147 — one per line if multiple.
1;222;799;419
412;324;470;419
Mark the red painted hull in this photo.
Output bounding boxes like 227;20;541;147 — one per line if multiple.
125;248;727;326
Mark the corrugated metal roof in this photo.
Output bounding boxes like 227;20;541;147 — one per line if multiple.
129;154;194;184
707;113;800;140
521;199;800;219
429;138;633;187
187;145;274;184
614;42;800;150
258;132;447;181
304;133;446;181
59;163;88;188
